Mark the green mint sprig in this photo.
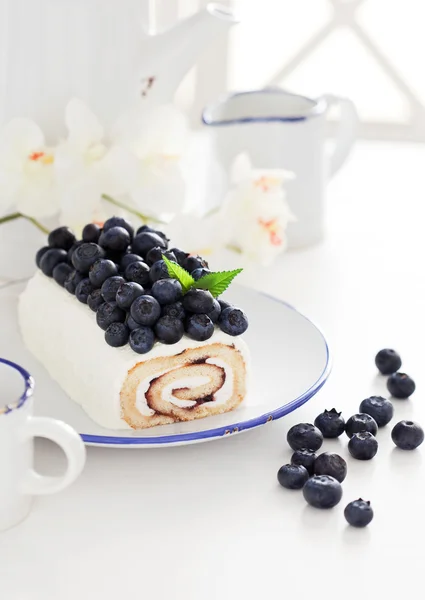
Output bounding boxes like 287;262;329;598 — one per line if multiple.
162;255;242;298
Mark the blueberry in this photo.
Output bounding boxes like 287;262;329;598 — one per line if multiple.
314;452;347;483
89;259;118;287
387;372;416;399
87;289;105;312
185;314;214;341
129;326;156;354
287;423;323;452
218;306;248;336
218;299;233;312
103;216;134;241
125;261;150;286
39;248;68;276
132;232;167;257
67;241;83;264
120;253;143;271
101;276;126;302
35;246;50;268
162;302;186;320
116;282;145;310
155;316;184;344
291;449;317;475
303;475;343;509
344;499;374;527
82;223;101;243
125;313;140;331
206;299;221;323
71;243;105;274
149;260;171;283
75;278;94;304
151;279;183;305
391;420;424;450
345;413;378;438
136;225;168;244
359;396;394;427
48;226;76;250
146;247;176;266
314;409;346;438
348;432;378;460
96;302;126;331
64;270;85;295
183;288;214;314
184;255;209;272
277;464;309;490
375;348;402;375
105;322;130;347
52;262;73;287
170;247;189;266
130;295;161;326
98;226;130;252
191;268;211;281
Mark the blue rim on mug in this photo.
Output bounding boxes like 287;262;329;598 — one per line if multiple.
0;358;34;415
202;88;327;126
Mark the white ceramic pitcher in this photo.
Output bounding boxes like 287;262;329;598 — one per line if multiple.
203;89;358;248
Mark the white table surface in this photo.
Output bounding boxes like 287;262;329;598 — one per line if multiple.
1;141;425;599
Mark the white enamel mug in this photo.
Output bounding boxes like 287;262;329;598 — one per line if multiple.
203;89;358;248
0;358;86;531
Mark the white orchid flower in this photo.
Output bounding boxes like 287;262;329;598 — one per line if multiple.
0;119;59;219
222;153;296;266
165;212;227;259
55;98;138;232
112;104;188;219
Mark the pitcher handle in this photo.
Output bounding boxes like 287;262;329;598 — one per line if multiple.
321;94;358;177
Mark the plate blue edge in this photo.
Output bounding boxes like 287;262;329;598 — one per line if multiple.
80;293;332;446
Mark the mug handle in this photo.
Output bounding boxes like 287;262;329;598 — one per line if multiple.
321;94;359;177
21;417;86;495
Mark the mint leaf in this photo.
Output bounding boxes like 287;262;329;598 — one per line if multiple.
194;269;243;297
162;255;195;293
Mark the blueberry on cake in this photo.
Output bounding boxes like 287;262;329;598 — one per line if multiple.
19;219;250;430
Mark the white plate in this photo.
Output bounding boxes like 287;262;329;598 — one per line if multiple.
0;282;331;447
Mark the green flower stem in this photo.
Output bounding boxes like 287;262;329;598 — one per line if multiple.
0;212;49;235
226;244;242;254
102;194;164;225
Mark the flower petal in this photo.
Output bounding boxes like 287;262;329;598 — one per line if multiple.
65;98;104;150
0;119;45;161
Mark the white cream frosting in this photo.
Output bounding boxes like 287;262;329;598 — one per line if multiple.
18;272;250;430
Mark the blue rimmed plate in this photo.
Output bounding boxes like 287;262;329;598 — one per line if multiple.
0;282;331;447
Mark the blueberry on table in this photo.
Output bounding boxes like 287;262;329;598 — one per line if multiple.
287;423;323;452
35;246;49;268
98;226;130;252
149;260;171;283
348;432;378;460
40;248;68;276
87;289;105;312
52;262;73;287
155;316;184;344
277;464;309;490
64;270;85;295
101;276;126;302
129;326;156;354
303;475;343;509
125;261;151;286
314;452;347;483
162;301;186;321
218;307;248;336
170;247;189;266
130;295;161;327
105;322;130;347
183;255;209;272
206;299;221;323
344;499;374;527
75;278;94;304
387;372;416;399
132;232;167;257
185;314;215;341
314;409;346;438
391;420;424;450
191;267;211;281
120;253;144;271
96;302;126;331
48;226;76;251
345;413;378;438
116;282;145;310
291;449;317;475
89;259;118;288
359;396;394;427
375;348;402;375
103;216;134;241
71;243;105;274
151;279;183;305
82;223;101;243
